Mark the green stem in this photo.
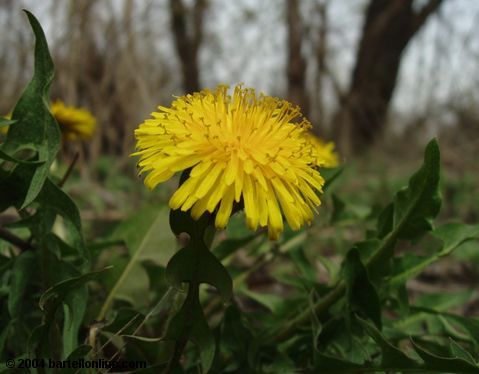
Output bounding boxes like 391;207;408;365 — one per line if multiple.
164;216;218;372
58;151;79;188
165;281;199;373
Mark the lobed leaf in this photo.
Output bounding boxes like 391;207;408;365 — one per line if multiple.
412;339;479;373
8;251;36;318
389;223;479;287
1;11;60;208
343;250;382;329
166;243;232;301
164;295;215;372
358;317;419;369
392;139;441;241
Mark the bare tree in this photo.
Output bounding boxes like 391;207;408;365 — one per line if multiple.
169;0;207;93
286;0;309;117
311;0;330;130
335;0;443;153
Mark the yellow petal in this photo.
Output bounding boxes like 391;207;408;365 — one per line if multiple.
207;180;227;212
190;160;212;177
265;184;283;237
169;154;202;172
215;185;235;229
243;174;259;230
224;152;239;186
191;189;213;220
234;167;244;202
195;162;225;199
256;182;269;227
169;177;200;210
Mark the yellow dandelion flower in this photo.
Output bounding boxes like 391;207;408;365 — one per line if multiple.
50;101;96;141
1;113;12;135
133;85;325;240
305;132;339;168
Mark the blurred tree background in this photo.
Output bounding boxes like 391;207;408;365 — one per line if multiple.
1;2;479;370
0;0;478;223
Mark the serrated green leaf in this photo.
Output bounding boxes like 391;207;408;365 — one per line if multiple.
29;266;111;358
37;178;87;261
376;203;393;239
1;11;60;208
449;338;477;365
165;295;215;372
412;307;479;348
164;171;235;372
432;222;479;255
393;139;441;241
0;164;86;264
62;286;87;358
412;339;479;373
167;244;232;300
358;317;420;369
8;251;36;317
343;250;381;329
0;166;30;212
288;246;317;283
40;267;112;310
221;305;253;365
0;149;44;165
389;223;479;287
365;140;442;283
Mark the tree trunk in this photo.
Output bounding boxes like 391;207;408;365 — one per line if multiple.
286;0;309;117
169;0;206;93
336;0;443;153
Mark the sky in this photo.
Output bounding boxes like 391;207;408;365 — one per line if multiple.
3;0;479;132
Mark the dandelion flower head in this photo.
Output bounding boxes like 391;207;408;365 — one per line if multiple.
305;132;339;168
50;101;96;141
133;85;325;240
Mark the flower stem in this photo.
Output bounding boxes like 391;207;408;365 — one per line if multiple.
165;281;199;373
58;151;79;188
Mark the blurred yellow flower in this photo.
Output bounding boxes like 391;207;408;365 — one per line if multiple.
133;85;325;240
50;101;96;141
1;113;12;135
305;132;339;168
